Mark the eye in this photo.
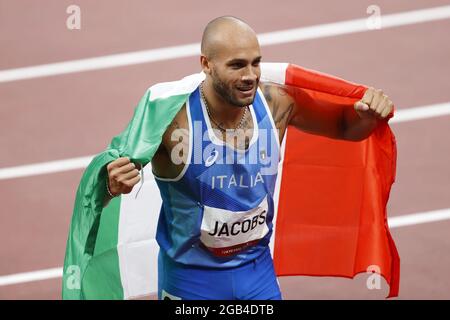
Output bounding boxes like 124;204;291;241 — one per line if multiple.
230;63;244;69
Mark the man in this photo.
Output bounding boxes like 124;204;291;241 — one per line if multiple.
104;16;393;300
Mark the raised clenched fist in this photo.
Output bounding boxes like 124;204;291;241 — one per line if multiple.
354;87;394;119
106;157;141;196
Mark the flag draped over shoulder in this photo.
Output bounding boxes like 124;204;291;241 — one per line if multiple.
62;63;399;300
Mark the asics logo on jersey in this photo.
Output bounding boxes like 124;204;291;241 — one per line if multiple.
205;150;219;167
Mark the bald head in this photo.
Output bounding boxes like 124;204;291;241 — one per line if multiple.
201;16;259;60
200;16;262;109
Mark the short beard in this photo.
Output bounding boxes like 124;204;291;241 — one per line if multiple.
211;69;257;108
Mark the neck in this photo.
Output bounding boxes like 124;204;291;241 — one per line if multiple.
201;80;247;128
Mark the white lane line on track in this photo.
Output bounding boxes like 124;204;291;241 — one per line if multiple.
388;208;450;229
0;102;449;180
1;208;449;287
1;5;450;83
390;102;450;123
0;267;62;287
0;156;94;180
1;101;449;181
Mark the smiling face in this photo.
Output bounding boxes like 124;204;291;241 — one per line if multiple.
201;17;262;108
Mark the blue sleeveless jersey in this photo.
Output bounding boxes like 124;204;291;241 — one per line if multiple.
154;85;280;268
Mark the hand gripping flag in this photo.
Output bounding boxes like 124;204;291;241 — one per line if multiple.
62;63;399;299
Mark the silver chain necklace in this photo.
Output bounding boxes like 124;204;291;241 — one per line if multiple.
200;82;248;133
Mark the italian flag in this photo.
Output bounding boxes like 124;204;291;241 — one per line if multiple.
62;63;399;299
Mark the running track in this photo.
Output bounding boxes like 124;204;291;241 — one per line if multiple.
1;0;450;299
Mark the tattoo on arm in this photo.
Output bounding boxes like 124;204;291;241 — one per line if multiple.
274;103;293;129
263;84;273;103
276;85;287;96
262;83;294;143
264;84;293;128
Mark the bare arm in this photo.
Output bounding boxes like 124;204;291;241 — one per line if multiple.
262;83;393;142
151;105;189;179
102;105;189;207
262;83;345;141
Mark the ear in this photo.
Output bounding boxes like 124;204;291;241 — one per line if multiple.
200;55;211;75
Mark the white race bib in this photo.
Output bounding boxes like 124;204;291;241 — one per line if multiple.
200;196;269;257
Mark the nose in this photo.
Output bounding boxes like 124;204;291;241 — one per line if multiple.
241;65;258;83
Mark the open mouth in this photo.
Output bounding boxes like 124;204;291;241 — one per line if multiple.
236;85;255;96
